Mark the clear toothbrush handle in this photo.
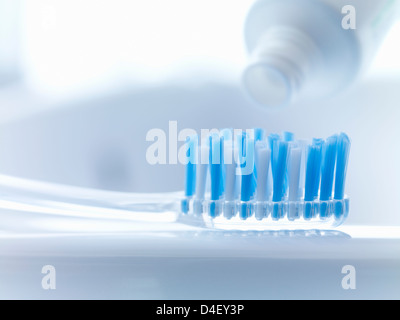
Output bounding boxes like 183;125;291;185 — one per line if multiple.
0;174;181;226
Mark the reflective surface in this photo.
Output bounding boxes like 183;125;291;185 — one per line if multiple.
1;225;400;299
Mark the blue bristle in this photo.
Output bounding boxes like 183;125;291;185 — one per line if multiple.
240;172;253;219
209;133;222;218
249;136;257;199
333;133;350;220
250;129;259;182
240;169;254;201
334;133;351;201
184;135;197;197
220;128;232;194
271;141;289;220
283;131;294;142
272;141;289;202
320;135;338;201
219;135;226;198
304;146;316;219
181;198;190;214
304;141;323;219
237;133;256;219
254;128;265;142
182;135;197;214
304;143;322;202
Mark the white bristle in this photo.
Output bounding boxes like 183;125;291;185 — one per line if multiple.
288;147;302;201
255;141;270;202
288;146;302;221
255;141;271;221
297;139;308;199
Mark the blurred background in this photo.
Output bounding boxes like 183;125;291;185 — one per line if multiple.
0;0;400;226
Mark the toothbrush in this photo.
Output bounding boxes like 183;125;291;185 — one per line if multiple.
182;129;351;229
0;130;350;233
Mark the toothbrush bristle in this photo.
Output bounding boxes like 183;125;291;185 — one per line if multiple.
182;129;350;223
209;134;222;217
283;131;295;142
334;133;351;200
254;128;265;142
184;135;197;198
304;141;322;202
255;141;270;202
320;135;338;201
272;140;289;203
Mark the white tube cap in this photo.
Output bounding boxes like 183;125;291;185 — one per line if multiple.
243;26;322;109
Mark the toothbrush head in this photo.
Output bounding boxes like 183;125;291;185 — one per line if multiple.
181;129;350;230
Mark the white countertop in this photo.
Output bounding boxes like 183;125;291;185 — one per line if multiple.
1;224;399;299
